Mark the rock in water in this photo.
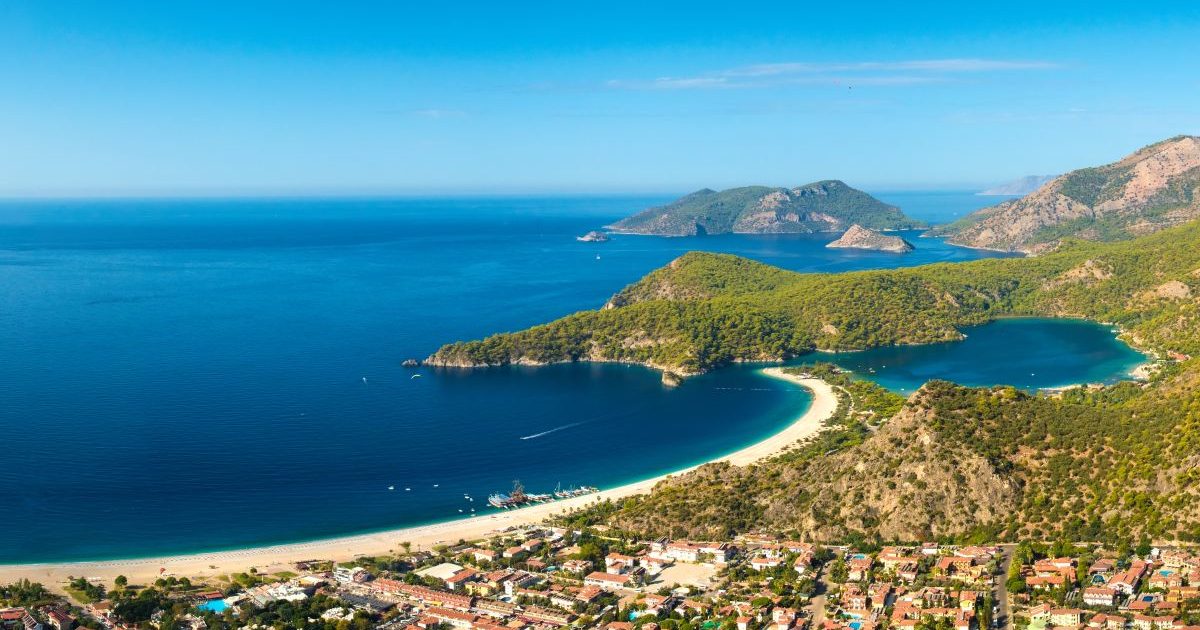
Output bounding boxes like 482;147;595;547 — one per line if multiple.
576;230;610;242
661;371;683;387
826;224;915;253
401;359;421;367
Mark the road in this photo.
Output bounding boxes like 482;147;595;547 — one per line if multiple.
993;544;1015;630
808;566;829;628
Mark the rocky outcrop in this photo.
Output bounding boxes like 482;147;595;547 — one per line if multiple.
826;224;914;253
934;135;1200;253
576;230;609;243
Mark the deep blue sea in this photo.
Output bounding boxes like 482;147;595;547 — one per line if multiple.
0;192;1144;563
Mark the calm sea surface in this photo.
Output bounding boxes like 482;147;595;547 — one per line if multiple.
0;192;1142;562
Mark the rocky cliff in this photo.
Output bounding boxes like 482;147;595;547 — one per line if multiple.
934;135;1200;253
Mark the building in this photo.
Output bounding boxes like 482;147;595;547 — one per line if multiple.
1084;587;1118;607
423;606;478;629
45;610;74;630
661;541;731;564
585;571;638;591
333;566;372;584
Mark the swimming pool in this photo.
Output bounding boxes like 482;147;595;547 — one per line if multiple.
198;599;228;613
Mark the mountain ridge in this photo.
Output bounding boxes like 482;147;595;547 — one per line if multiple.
934;135;1200;253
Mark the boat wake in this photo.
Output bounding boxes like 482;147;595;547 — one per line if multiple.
520;422;584;440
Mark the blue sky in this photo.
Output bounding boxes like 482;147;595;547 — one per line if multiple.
2;1;1198;196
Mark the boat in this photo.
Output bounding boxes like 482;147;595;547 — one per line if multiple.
489;480;598;508
388;485;394;491
488;480;529;509
554;483;599;499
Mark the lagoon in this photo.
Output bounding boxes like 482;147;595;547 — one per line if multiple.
815;318;1146;393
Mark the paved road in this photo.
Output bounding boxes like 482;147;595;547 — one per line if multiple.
808;567;829;628
994;544;1015;630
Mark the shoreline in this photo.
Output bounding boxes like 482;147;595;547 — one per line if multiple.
0;369;836;590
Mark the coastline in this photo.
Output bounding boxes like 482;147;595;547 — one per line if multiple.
0;369;836;590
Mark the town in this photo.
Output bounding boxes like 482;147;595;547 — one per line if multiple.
5;527;1200;630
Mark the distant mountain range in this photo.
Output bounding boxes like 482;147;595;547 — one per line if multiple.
607;180;926;236
977;174;1057;196
934;135;1200;253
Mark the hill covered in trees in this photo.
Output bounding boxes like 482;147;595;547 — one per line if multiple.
606;180;924;236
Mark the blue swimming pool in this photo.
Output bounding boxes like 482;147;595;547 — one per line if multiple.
198;599;228;613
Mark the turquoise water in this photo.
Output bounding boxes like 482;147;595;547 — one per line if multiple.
0;193;1135;563
198;600;229;613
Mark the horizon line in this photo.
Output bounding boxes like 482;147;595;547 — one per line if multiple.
0;184;994;202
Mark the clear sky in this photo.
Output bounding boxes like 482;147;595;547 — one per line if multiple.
2;1;1198;196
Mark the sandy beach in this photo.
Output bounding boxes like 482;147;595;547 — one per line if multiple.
0;369;835;590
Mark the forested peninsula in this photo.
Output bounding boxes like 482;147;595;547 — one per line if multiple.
428;220;1200;375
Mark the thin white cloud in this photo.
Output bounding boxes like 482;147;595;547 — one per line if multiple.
409;108;467;119
608;58;1059;90
728;59;1058;77
608;74;942;90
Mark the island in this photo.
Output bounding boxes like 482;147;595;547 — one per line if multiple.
825;224;914;253
575;230;609;242
606;179;925;236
